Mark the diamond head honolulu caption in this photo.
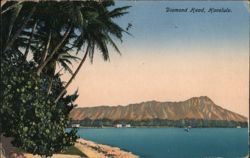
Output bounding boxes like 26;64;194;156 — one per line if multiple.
166;7;232;13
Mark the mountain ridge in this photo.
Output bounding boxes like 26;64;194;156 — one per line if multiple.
70;96;247;122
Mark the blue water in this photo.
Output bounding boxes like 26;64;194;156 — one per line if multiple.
76;128;248;158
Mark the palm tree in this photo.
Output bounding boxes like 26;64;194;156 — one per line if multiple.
33;1;89;76
2;1;131;103
55;1;131;103
45;50;80;94
36;24;73;76
1;1;22;14
1;2;37;53
1;1;83;75
23;21;37;60
1;1;131;156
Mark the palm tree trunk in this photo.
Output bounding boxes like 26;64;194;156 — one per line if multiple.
24;21;37;60
47;77;53;95
3;6;36;53
40;30;51;64
1;1;22;14
54;45;89;103
47;61;57;95
6;4;23;43
36;24;72;76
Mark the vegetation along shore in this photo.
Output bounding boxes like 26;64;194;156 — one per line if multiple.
1;136;139;158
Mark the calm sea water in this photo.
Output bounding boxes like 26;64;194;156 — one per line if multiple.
76;128;248;158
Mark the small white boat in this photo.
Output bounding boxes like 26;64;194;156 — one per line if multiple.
184;127;189;132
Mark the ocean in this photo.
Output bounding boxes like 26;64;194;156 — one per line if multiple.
76;128;248;158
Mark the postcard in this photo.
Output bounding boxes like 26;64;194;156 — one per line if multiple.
1;1;249;158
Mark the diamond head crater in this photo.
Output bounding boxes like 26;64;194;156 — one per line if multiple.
70;96;247;128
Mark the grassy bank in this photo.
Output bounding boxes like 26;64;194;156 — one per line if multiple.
60;146;87;157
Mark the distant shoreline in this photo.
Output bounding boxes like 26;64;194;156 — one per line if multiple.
70;118;248;129
71;126;248;129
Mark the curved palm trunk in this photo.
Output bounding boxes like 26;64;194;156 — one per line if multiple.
37;24;72;76
24;21;37;60
1;1;22;14
40;30;51;63
47;59;57;95
6;4;23;43
47;77;53;95
3;6;36;53
54;46;89;103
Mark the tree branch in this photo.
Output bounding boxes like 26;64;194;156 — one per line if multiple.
36;24;72;76
54;45;89;103
3;6;36;53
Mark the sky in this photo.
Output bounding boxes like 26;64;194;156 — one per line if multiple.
62;1;249;117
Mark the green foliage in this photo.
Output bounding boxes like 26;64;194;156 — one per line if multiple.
1;1;130;157
76;118;248;128
1;51;78;157
60;146;87;157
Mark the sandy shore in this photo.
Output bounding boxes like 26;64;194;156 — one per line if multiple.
1;136;139;158
75;139;139;158
14;153;82;158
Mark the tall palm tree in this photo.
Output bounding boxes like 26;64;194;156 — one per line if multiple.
1;1;131;156
1;2;37;53
2;0;131;103
33;1;88;76
36;24;73;76
55;1;131;103
45;50;80;94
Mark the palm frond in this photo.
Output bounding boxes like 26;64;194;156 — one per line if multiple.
107;6;131;18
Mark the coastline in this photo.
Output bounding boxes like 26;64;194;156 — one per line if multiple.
73;126;248;129
75;139;139;158
2;129;247;158
1;136;139;158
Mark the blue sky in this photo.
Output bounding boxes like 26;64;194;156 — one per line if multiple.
114;1;249;55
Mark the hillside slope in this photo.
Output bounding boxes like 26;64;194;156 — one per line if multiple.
70;96;247;122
